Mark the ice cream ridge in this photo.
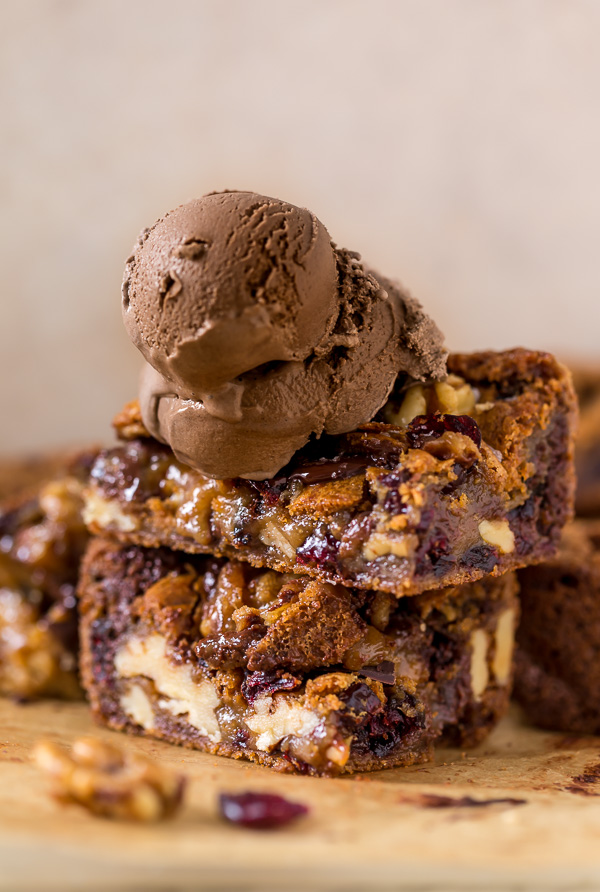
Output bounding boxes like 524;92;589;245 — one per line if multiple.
123;190;447;479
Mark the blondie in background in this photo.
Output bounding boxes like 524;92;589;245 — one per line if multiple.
1;0;599;454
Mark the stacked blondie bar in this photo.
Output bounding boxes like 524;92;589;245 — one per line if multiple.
77;349;576;775
0;191;579;777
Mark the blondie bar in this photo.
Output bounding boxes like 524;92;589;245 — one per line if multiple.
85;350;576;597
80;538;517;776
0;452;93;699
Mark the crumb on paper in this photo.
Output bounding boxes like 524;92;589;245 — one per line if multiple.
564;761;600;796
397;791;527;809
32;736;186;821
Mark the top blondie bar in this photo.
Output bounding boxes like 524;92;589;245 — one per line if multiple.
85;348;576;597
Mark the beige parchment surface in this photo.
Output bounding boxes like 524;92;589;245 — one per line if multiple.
1;699;600;891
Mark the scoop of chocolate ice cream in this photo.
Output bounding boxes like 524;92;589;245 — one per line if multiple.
123;191;446;479
123;191;340;395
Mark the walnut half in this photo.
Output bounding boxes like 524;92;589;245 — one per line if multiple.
32;737;186;822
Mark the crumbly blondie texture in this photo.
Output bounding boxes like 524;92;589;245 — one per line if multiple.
570;365;600;516
80;538;517;777
85;350;576;598
0;452;94;699
514;520;600;734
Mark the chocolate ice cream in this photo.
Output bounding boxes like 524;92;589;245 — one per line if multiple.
123;191;446;479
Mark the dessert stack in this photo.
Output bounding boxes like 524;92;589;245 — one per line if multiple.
0;191;578;776
76;192;577;775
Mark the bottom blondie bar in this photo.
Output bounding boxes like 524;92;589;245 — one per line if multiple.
80;539;517;776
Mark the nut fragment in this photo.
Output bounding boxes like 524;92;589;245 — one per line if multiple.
470;629;490;701
390;384;426;426
478;519;515;554
259;519;299;559
434;377;476;416
363;532;412;561
492;608;516;685
386;375;478;426
32;737;186;822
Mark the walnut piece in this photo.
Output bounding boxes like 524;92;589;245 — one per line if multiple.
0;590;80;700
469;629;490;701
112;400;150;440
32;737;186;822
478;519;515;554
384;374;478;426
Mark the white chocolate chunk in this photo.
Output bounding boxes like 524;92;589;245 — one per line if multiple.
246;695;321;751
115;634;221;742
492;608;516;685
83;491;137;533
470;629;490;701
121;683;155;730
478;519;515;554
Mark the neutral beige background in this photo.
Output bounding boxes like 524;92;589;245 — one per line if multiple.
1;0;599;455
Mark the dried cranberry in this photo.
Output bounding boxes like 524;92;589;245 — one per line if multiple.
367;705;425;757
441;462;470;495
383;488;408;515
296;529;339;569
350;692;427;758
407;414;482;449
415;531;455;578
463;544;498;572
429;630;462;677
219;792;309;829
232;525;252;545
338;682;384;729
428;535;451;566
241;671;300;704
232;727;250;747
247;479;287;505
379;469;410;488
